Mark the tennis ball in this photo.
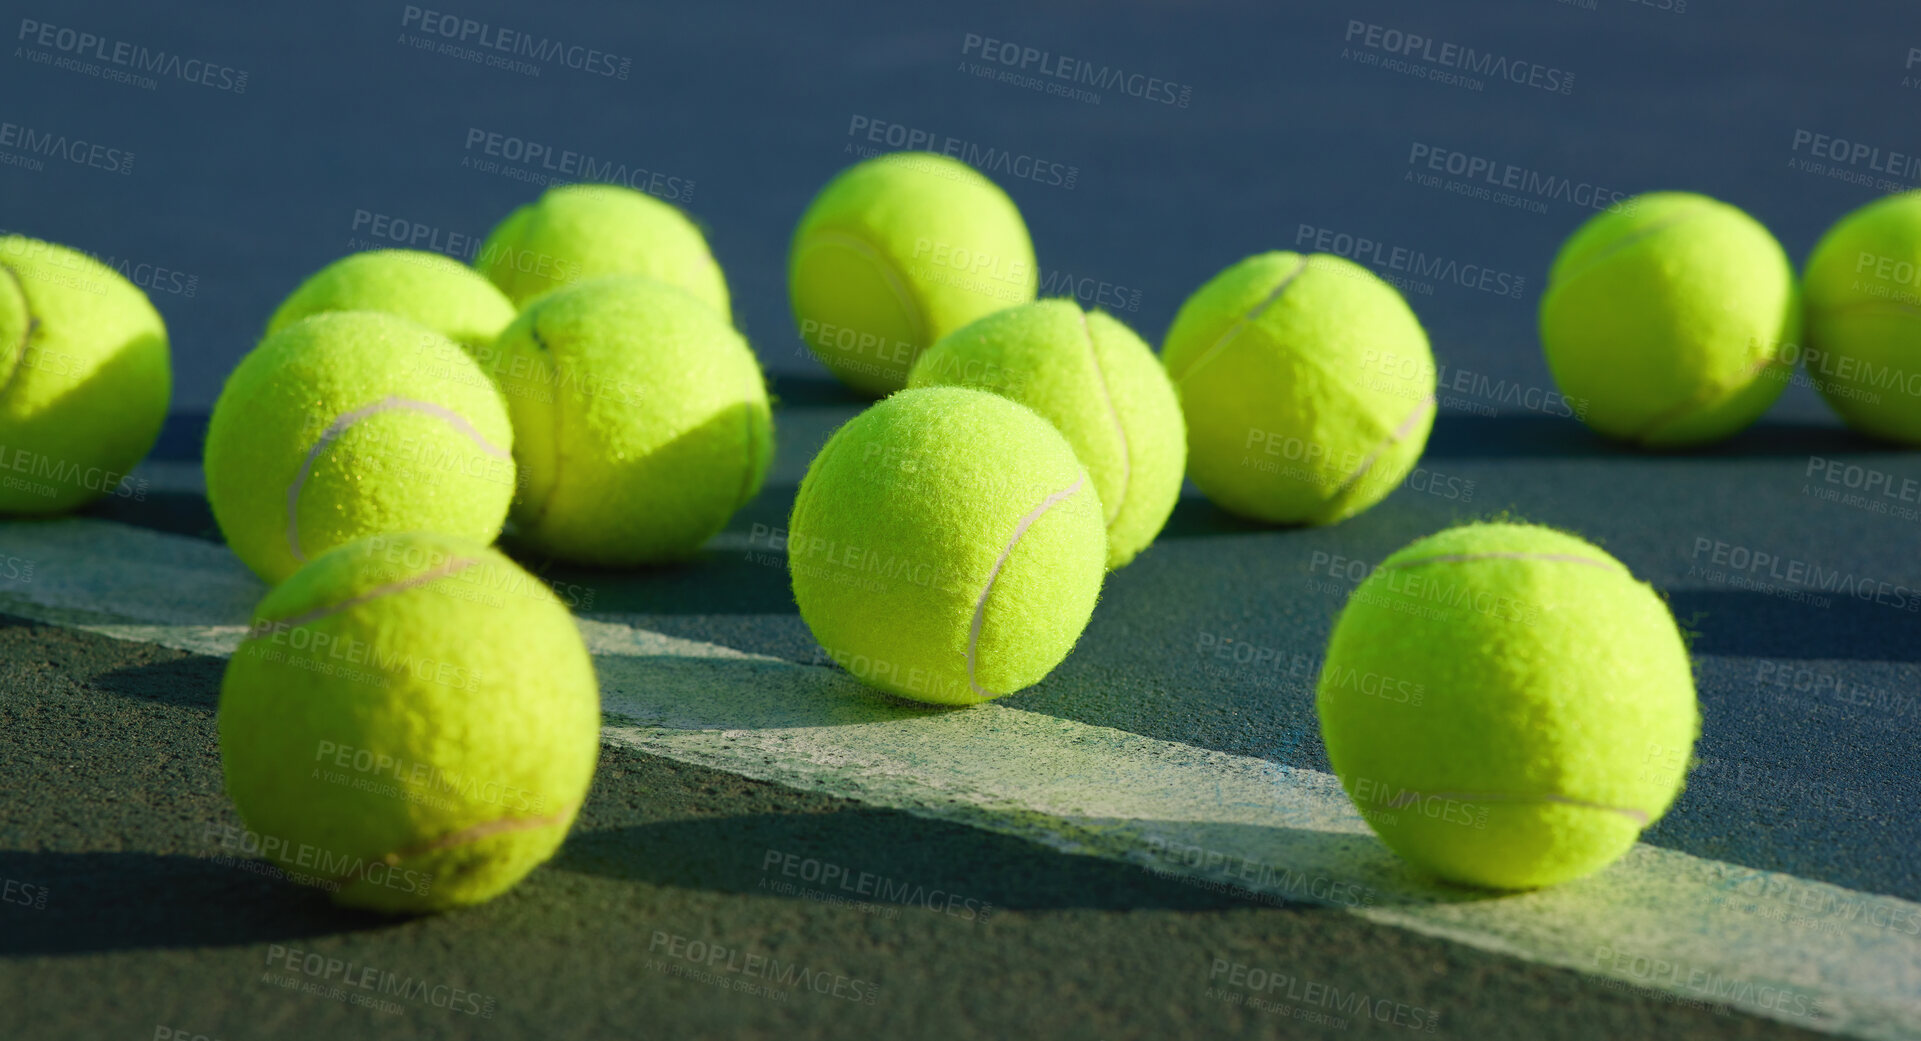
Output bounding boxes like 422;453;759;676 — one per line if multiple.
1539;191;1799;447
788;387;1105;704
1802;190;1921;443
218;531;601;912
478;183;728;312
907;299;1185;569
484;276;772;565
1317;522;1698;890
0;235;169;514
205;311;516;585
1161;252;1436;525
790;151;1037;396
267;249;515;355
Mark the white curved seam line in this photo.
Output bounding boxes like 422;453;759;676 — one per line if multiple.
1332;394;1435;495
1629;350;1786;444
966;477;1086;699
1384;551;1622;572
255;556;481;634
1171;255;1307;385
1379;788;1650;827
1078;311;1129;528
376;803;577;865
1549;204;1707;288
806;228;929;358
285;396;509;562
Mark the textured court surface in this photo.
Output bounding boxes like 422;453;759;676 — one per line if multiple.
3;1;1919;1039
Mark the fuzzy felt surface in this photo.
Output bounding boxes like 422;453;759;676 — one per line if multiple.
479;183;730;314
1162;251;1435;525
204;311;515;584
490;275;773;565
0;236;170;515
217;531;602;912
1538;191;1800;447
266;249;516;354
1316;522;1700;891
789;152;1037;396
1801;189;1921;444
787;387;1105;704
908;299;1185;568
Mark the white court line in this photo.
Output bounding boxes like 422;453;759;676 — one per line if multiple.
1;517;1917;1040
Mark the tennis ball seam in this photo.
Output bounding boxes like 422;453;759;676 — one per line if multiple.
285;396;511;565
517;307;567;533
1319;393;1437;518
965;475;1089;699
1166;254;1309;385
731;358;766;511
256;552;482;630
802;227;931;354
1626;352;1788;445
1077;310;1130;527
1548;202;1713;288
0;261;37;402
1372;785;1651;826
372;803;580;867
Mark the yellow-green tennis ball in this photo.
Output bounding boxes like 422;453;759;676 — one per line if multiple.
907;299;1185;569
1317;522;1698;890
485;276;772;565
1161;252;1436;525
1802;190;1921;443
205;311;516;585
218;531;601;913
478;183;728;313
790;151;1037;396
0;236;169;514
788;387;1104;704
1539;191;1799;447
267;249;515;355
